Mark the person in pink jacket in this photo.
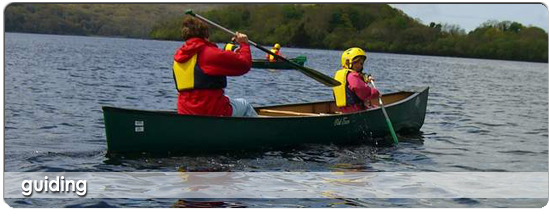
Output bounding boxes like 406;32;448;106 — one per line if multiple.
332;47;379;113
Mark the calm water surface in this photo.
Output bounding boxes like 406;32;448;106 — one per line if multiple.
4;33;548;207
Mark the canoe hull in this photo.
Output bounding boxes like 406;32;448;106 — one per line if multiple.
251;56;307;69
103;87;428;154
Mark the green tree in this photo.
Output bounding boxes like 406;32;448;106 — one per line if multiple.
5;3;547;62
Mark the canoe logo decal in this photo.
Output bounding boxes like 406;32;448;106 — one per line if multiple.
334;117;350;126
135;120;144;133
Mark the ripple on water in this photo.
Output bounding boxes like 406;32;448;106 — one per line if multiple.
497;150;539;155
4;33;548;208
65;200;118;208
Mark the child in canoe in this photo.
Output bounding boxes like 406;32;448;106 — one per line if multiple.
332;47;379;113
266;43;283;62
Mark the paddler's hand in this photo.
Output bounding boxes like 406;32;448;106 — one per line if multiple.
366;74;375;83
234;32;249;44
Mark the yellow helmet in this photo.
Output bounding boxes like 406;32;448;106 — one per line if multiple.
274;43;281;49
341;47;367;69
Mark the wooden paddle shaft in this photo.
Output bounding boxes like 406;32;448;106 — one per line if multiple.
188;11;277;57
185;10;340;87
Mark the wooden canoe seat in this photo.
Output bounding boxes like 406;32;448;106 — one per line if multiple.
258;109;320;117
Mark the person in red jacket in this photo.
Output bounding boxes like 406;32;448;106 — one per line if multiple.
172;16;257;117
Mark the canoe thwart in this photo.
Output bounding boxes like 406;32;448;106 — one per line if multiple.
257;109;321;117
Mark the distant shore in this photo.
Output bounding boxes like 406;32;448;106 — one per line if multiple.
6;4;548;63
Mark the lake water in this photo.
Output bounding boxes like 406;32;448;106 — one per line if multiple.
3;33;548;207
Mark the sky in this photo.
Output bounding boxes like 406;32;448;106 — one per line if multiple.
389;4;549;33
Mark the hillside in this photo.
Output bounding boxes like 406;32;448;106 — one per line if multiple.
5;3;548;62
4;3;220;38
150;4;548;62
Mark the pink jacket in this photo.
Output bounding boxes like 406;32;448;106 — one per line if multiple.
339;71;380;113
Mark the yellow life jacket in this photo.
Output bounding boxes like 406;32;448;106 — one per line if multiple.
172;54;227;91
332;69;366;107
224;43;237;51
267;48;279;62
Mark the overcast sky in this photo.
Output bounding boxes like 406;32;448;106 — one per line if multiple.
389;4;548;32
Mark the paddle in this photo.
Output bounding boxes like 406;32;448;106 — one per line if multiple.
370;80;399;144
185;9;341;87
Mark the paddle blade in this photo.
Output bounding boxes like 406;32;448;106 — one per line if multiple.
372;81;398;144
185;9;195;16
384;112;399;144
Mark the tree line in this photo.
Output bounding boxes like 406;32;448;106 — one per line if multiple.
151;4;548;63
4;3;219;38
5;4;547;62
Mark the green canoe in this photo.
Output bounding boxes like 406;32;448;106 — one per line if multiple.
102;87;428;155
251;56;307;69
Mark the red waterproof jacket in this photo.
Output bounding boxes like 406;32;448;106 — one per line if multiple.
174;38;252;116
